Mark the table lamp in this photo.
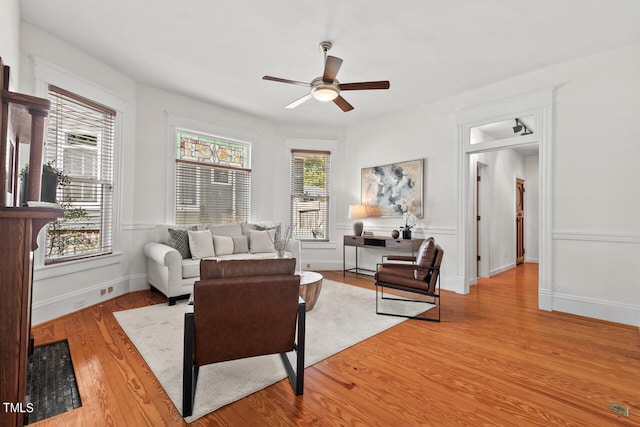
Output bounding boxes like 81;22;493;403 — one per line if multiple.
348;204;367;236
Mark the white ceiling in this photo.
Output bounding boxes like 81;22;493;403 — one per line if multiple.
18;0;640;127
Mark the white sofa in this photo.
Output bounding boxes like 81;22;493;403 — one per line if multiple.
143;223;301;304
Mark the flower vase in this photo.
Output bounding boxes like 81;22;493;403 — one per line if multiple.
402;230;412;240
276;248;286;258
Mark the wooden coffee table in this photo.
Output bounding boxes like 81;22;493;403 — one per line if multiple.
299;271;323;311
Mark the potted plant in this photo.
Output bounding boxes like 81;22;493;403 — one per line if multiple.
399;211;417;239
19;161;69;205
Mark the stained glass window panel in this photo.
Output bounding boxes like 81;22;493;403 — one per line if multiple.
177;133;246;168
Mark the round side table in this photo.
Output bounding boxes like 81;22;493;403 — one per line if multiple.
299;271;323;311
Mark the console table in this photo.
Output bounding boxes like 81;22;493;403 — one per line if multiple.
343;235;423;275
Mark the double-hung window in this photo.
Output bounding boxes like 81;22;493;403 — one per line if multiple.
44;85;115;262
290;149;331;241
175;131;251;224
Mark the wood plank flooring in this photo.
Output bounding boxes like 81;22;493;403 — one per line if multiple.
29;263;640;426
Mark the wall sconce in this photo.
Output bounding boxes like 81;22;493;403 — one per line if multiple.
348;204;368;236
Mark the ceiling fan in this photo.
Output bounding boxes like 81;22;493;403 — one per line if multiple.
262;41;390;112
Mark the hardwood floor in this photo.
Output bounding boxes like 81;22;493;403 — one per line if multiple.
30;263;639;426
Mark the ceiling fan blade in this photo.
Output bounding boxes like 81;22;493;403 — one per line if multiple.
339;81;390;91
263;76;310;87
285;93;313;109
333;95;354;112
323;56;343;83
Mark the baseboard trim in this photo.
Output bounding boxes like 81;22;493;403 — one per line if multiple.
32;275;150;325
539;289;638;327
490;262;516;277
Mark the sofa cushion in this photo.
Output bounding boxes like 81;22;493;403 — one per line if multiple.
240;223;257;236
213;235;234;256
158;224;199;245
168;228;193;259
182;258;201;279
188;230;215;259
249;230;275;254
232;235;249;253
206;223;242;237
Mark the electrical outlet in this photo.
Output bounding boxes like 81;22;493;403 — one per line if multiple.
611;403;629;417
107;286;114;293
100;289;106;296
306;263;311;268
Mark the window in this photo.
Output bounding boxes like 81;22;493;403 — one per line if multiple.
44;86;115;262
175;131;251;224
290;150;331;241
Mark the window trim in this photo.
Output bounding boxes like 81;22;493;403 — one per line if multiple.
166;113;255;224
284;138;338;248
44;85;116;263
32;57;124;272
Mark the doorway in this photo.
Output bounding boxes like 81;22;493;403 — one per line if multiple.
456;88;553;312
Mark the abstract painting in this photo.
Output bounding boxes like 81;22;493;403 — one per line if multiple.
361;159;423;217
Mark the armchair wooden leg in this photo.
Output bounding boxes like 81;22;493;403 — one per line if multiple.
183;312;198;417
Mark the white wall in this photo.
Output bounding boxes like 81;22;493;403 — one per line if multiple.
0;0;21;88
18;22;343;323
342;42;640;325
13;18;640;326
19;23;138;324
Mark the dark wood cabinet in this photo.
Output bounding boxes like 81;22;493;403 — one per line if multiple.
0;58;63;426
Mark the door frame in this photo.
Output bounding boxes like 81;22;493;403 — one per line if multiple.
455;88;554;312
476;161;490;278
516;177;525;265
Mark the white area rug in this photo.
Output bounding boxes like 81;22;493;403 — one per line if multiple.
114;279;432;422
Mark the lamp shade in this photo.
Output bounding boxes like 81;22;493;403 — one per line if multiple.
348;204;368;219
348;204;367;236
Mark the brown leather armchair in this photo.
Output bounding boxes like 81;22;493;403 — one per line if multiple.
182;258;305;417
374;238;443;322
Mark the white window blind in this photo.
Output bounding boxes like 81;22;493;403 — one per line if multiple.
175;132;251;224
44;85;115;262
290;149;330;241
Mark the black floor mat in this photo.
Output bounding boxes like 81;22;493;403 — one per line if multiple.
25;339;82;423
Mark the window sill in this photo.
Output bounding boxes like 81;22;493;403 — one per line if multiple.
34;252;123;280
301;241;337;250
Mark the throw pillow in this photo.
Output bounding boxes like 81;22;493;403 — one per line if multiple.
213;235;234;256
249;229;276;253
188;230;215;259
232;235;249;254
167;228;192;259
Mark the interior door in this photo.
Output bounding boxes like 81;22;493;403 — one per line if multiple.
516;178;525;265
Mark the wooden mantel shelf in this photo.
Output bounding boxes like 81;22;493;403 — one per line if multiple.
0;206;64;249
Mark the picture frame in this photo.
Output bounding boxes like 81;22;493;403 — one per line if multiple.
361;158;423;218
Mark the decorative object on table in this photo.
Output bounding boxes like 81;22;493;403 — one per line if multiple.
270;223;292;258
361;158;423;218
348;204;367;236
362;231;374;237
399;211;417;239
391;229;400;239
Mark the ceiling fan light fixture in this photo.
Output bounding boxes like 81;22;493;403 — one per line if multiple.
311;85;339;102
